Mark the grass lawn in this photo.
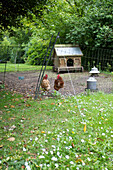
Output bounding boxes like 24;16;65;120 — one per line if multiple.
0;89;113;169
0;63;52;72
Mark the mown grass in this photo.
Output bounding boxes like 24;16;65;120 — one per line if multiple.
0;89;113;169
0;63;52;72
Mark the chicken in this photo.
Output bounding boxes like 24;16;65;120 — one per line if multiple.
41;74;50;92
54;74;64;91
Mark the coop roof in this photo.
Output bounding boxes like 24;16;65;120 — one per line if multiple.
54;44;83;57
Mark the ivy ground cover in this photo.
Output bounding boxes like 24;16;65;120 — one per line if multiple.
0;90;113;169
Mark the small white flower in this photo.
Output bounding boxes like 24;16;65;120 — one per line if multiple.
87;157;91;161
52;145;56;148
99;122;101;124
63;131;65;133
0;160;2;164
45;151;48;154
102;156;105;158
48;131;51;134
65;155;69;159
67;129;69;132
69;136;72;140
89;135;91;137
50;151;53;154
45;140;48;142
82;161;85;166
51;157;58;161
23;147;26;151
64;141;66;144
39;155;45;159
81;139;85;143
102;133;105;136
111;135;113;137
70;161;74;164
47;164;50;167
57;152;60;156
35;137;38;141
55;163;59;168
42;148;46;152
75;154;78;158
111;131;113;133
101;127;103;129
106;130;109;133
76;168;79;170
39;164;43;168
57;137;60;141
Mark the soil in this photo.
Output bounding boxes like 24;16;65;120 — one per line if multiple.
0;70;113;98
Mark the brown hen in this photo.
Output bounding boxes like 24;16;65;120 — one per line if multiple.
54;74;64;91
41;74;50;92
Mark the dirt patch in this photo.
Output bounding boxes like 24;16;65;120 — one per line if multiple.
0;70;113;97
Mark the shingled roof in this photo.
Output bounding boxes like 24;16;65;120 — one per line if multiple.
54;44;83;57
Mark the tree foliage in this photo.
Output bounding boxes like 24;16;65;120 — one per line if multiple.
0;0;48;29
0;0;113;65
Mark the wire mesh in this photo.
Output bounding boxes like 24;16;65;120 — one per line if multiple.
0;43;113;97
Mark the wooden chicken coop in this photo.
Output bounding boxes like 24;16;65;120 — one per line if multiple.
52;44;83;73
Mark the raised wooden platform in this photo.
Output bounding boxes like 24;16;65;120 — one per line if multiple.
53;66;84;73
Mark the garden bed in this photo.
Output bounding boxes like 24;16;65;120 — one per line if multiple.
0;70;113;97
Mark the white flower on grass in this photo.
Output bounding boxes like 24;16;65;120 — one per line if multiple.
39;164;43;168
111;131;113;133
102;133;105;136
55;163;59;168
52;145;56;148
102;156;105;159
57;152;60;156
51;157;58;161
76;167;79;170
39;155;45;159
48;131;51;134
70;161;74;164
89;135;91;137
66;129;69;132
111;135;113;137
101;127;103;129
45;151;48;154
64;141;66;144
82;161;85;166
65;155;69;159
47;164;50;167
87;157;91;161
69;136;72;140
81;139;85;143
42;148;46;152
57;137;60;142
106;130;109;133
45;140;48;142
99;122;101;124
23;147;26;151
50;151;53;155
35;137;38;141
75;154;78;158
25;162;31;170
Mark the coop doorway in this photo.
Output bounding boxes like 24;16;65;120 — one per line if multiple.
67;58;74;67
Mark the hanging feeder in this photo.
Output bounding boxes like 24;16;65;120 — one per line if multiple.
89;66;100;77
86;77;97;91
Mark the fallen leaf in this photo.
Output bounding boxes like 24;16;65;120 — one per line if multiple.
72;142;74;148
7;137;15;141
4;106;8;108
10;105;15;108
84;124;86;132
0;145;3;148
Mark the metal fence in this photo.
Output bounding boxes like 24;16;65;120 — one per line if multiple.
81;46;113;71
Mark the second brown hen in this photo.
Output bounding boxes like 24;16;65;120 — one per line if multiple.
54;74;64;91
